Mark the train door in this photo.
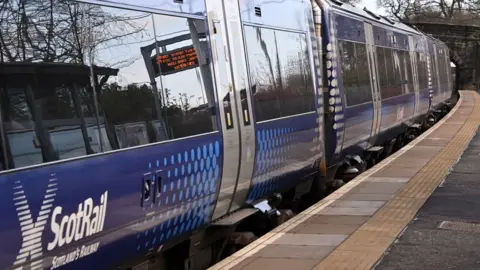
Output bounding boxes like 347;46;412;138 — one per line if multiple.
206;0;256;220
364;23;382;147
204;0;245;220
219;0;256;215
408;36;420;116
444;49;452;99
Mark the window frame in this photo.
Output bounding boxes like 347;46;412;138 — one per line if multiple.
242;23;317;123
337;39;373;107
404;50;415;94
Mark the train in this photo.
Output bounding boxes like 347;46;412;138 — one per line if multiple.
0;0;454;269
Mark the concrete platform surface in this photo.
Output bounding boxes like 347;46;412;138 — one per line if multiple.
376;128;480;270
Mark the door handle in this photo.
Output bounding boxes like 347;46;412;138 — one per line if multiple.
223;91;234;129
154;170;163;203
240;89;251;126
141;173;153;207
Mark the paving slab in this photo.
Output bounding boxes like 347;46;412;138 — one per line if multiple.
330;200;385;208
272;233;348;246
347;182;405;194
340;193;396;201
301;215;371;225
290;223;360;234
319;206;380;216
239;258;320;270
373;167;422;177
254;245;334;259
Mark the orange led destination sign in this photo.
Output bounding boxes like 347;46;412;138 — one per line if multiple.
151;45;199;76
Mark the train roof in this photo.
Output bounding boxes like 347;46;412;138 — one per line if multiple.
319;0;447;47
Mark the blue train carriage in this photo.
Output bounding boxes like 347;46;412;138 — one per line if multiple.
317;0;453;176
0;0;326;269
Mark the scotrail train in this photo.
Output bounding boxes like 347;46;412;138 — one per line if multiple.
0;0;454;269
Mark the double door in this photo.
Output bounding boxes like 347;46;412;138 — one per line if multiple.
364;23;382;148
205;0;256;220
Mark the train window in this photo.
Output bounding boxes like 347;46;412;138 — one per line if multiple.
0;0;107;170
0;80;101;168
444;54;450;88
0;111;5;171
355;44;371;87
243;26;315;122
392;50;402;86
354;43;372;104
423;53;429;90
384;48;396;86
338;41;357;90
404;51;415;93
338;40;372;106
376;47;389;87
431;53;438;92
150;14;217;139
88;6;217;150
435;52;440;91
416;52;428;90
378;48;401;99
417;53;424;90
398;51;408;93
439;50;448;90
0;149;4;171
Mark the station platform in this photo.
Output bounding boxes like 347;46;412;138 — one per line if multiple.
209;90;480;270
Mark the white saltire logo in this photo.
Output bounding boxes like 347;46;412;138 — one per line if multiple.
13;174;58;270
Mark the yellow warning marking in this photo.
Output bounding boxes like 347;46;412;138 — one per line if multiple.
227;112;232;127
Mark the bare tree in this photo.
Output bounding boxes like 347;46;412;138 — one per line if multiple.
0;0;147;64
377;0;480;24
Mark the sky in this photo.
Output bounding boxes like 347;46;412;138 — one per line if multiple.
360;0;386;15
